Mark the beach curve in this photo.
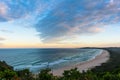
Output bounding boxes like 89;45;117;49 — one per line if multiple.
52;50;110;76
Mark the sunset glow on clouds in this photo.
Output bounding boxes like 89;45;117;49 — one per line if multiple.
0;0;120;48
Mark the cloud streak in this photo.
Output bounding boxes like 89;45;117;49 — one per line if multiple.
0;29;13;33
0;37;5;41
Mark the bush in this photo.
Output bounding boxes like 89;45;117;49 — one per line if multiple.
37;68;56;80
0;69;17;80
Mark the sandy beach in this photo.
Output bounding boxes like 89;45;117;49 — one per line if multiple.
52;50;110;76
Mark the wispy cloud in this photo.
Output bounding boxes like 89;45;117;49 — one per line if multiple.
0;0;56;22
0;29;13;33
34;0;120;42
0;0;120;43
0;2;8;21
0;43;3;46
0;2;8;15
0;37;5;41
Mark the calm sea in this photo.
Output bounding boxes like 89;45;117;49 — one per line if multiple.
0;48;102;72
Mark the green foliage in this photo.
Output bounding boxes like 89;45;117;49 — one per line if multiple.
0;69;17;80
62;68;81;80
17;69;34;80
0;61;13;71
1;63;120;80
37;68;56;80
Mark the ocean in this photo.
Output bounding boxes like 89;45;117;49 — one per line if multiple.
0;48;102;73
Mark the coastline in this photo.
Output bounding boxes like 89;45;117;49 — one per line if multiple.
52;50;110;76
1;48;120;80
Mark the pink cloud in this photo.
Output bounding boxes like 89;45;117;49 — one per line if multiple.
0;2;8;15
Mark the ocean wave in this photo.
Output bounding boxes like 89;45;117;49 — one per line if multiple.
0;49;103;72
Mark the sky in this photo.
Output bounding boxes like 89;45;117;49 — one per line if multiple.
0;0;120;48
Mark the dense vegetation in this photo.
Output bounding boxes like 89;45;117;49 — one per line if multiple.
92;48;120;72
0;48;120;80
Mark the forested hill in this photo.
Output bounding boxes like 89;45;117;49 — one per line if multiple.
92;47;120;72
0;61;13;71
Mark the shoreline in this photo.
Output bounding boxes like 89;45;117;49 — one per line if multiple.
52;50;110;76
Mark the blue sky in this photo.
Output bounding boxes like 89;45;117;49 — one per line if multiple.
0;0;120;48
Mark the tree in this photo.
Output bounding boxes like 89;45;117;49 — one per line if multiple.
37;68;56;80
0;69;17;80
17;69;34;80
